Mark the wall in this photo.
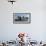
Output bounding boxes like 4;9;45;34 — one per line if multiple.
0;0;46;41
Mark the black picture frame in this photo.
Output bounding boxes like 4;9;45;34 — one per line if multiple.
13;13;31;24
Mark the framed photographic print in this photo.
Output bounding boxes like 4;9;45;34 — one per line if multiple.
13;13;31;24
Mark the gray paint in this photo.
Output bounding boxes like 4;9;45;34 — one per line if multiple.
0;0;46;42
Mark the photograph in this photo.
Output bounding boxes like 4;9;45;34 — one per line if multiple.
13;13;31;24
